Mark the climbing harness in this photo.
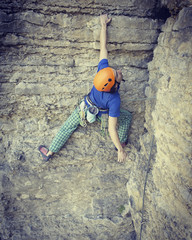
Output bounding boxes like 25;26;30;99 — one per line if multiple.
78;94;110;139
85;94;108;113
79;94;108;127
86;94;109;135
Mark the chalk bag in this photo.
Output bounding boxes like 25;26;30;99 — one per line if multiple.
87;106;99;123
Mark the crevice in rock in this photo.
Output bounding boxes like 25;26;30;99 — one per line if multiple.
152;6;171;20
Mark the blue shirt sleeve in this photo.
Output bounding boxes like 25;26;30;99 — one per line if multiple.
97;59;109;72
108;94;121;117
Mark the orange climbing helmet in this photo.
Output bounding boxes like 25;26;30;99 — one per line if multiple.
93;67;115;92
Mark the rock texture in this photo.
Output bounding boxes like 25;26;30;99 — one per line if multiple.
0;0;191;240
127;5;192;240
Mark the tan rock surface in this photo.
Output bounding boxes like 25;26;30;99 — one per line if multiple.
127;6;192;240
0;0;191;240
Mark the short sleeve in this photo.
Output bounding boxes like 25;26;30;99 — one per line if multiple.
97;59;109;72
108;94;121;117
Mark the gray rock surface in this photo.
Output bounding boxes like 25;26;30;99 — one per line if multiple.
127;6;192;240
0;0;191;239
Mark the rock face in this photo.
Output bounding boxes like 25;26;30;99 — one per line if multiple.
127;6;192;240
0;0;191;239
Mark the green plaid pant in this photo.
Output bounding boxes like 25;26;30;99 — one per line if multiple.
49;107;132;153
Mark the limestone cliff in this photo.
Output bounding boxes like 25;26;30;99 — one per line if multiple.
0;1;191;240
127;5;192;240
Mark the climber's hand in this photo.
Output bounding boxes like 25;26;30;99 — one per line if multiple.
100;14;112;26
118;149;127;163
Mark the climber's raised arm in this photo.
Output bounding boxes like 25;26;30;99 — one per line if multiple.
99;14;111;61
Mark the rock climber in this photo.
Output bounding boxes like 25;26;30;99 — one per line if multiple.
38;14;132;163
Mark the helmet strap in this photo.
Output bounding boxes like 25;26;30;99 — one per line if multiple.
109;80;120;93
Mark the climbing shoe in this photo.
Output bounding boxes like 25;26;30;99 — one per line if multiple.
38;145;52;161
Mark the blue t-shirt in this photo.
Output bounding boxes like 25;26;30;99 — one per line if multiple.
87;59;120;117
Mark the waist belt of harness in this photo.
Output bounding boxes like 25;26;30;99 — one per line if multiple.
85;95;108;113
